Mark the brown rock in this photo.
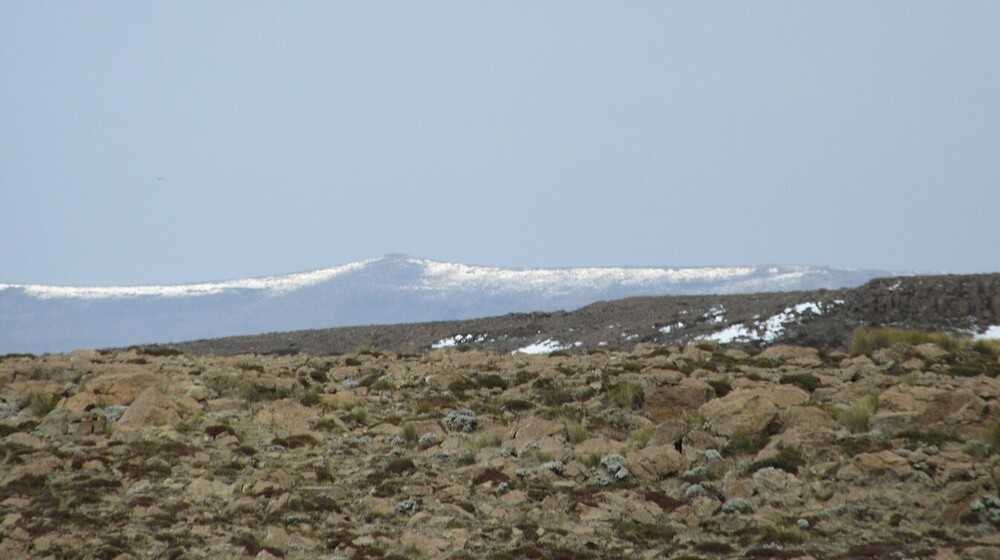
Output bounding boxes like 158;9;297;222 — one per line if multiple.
117;387;181;430
759;345;822;367
84;372;160;405
855;450;912;478
627;444;686;481
645;378;715;422
697;386;807;436
511;416;563;452
253;399;320;435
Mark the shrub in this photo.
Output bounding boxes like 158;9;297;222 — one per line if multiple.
234;359;265;373
472;433;502;449
725;430;770;456
513;370;538;386
849;327;962;356
28;392;60;417
241;383;293;403
565;422;588;445
629;427;654;449
608;382;644;410
779;373;820;393
502;399;536;413
707;380;733;398
898;429;958;449
402;424;419;445
621;361;643;373
973;339;1000;358
347;407;368;425
749;446;805;474
299;390;322;407
538;387;575;407
371;378;395;392
476;374;508;390
834;394;879;433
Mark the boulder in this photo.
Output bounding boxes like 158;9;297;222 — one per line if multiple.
698;386;808;436
645;378;715;422
117;387;181;431
627;444;686;481
855;451;913;478
759;345;822;367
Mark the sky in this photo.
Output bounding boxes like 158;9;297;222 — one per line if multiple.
2;1;999;285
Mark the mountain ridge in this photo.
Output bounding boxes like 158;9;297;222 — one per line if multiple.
0;255;893;354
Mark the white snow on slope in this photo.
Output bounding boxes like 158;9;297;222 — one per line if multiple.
431;334;486;348
0;260;375;300
513;339;567;354
0;255;848;301
415;258;757;294
701;301;835;344
975;326;1000;340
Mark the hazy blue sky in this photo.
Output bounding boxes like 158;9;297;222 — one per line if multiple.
2;1;998;285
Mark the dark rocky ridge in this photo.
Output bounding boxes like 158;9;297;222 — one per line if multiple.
166;273;1000;357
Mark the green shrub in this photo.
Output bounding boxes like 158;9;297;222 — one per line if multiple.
973;339;1000;357
234;359;264;373
629;427;654;449
472;433;502;449
834;394;879;433
502;399;536;412
779;373;820;393
241;383;293;403
371;378;395;392
898;429;959;449
749;446;805;474
539;386;575;407
707;380;733;397
565;422;588;444
347;407;368;425
28;392;60;417
402;424;419;445
299;390;322;407
608;382;644;410
724;430;770;456
476;374;508;390
513;370;538;386
621;361;643;373
849;327;962;356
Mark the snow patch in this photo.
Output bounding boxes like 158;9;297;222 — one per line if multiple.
658;322;685;334
431;334;486;349
2;260;375;300
975;326;1000;340
415;258;757;294
513;339;568;355
703;305;726;324
700;300;838;344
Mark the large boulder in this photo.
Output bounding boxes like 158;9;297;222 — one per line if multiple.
510;416;564;455
627;444;686;481
645;378;715;423
698;386;809;436
758;345;822;367
117;387;181;431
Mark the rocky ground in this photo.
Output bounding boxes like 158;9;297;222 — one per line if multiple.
2;340;1000;559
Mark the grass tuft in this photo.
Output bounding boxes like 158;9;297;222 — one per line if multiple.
834;394;879;433
849;327;962;356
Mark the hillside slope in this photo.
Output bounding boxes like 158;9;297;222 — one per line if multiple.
170;273;1000;357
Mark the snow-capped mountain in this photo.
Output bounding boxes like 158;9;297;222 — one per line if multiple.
0;254;889;353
